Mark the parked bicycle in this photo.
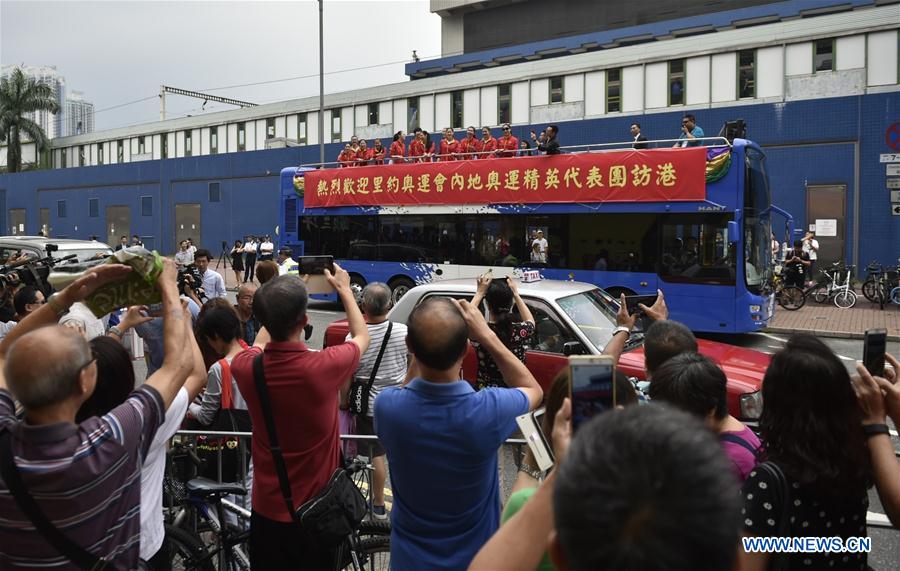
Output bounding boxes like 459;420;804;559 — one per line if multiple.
163;438;391;571
776;263;857;310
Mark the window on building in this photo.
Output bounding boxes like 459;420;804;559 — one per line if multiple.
407;97;420;132
606;68;622;113
550;76;564;104
184;131;192;156
141;196;152;216
89;198;99;218
210;128;218;154
814;38;835;72
368;103;379;126
237;123;246;151
209;182;221;203
161;135;168;159
669;59;685;106
331;110;342;143
138;136;146;155
57;200;67;218
117;140;124;162
98;145;104;165
297;114;307;145
451;91;463;129
738;50;756;99
61;148;67;168
266;118;276;139
498;84;511;124
78;145;85;167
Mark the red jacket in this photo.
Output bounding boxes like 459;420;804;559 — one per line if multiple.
459;137;482;160
389;140;406;163
408;139;425;161
337;150;355;167
496;134;519;158
439;138;459;161
371;145;387;164
480;137;498;158
356;148;373;166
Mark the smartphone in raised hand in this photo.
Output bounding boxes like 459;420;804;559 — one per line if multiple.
569;355;615;432
863;328;887;377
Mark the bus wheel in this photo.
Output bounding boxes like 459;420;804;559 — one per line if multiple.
349;274;367;304
389;277;416;304
605;287;635;299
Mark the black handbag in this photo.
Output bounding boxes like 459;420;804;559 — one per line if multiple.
348;322;392;416
252;353;367;546
0;430;109;570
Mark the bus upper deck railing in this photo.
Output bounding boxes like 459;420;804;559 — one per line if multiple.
294;136;733;170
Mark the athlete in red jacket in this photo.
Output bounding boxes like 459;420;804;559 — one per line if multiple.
439;128;459;161
496;124;519;158
480;127;498;158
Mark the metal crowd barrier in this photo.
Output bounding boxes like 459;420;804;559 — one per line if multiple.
170;429;894;532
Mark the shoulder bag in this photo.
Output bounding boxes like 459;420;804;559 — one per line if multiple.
0;430;109;570
348;322;392;416
251;353;367;546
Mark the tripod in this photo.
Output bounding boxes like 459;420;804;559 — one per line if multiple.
216;241;231;271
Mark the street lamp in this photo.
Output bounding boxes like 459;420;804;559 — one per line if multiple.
318;0;325;166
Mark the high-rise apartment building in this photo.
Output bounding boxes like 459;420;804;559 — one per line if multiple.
66;91;94;136
1;64;67;138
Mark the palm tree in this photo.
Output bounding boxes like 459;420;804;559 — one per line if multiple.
0;67;59;173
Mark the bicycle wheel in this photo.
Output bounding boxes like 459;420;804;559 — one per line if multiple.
812;286;829;304
358;519;391;538
833;290;857;309
863;279;878;302
891;287;900;306
778;286;805;310
339;537;391;571
165;524;216;571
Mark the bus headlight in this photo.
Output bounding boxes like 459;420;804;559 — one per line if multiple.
740;390;763;420
749;305;761;313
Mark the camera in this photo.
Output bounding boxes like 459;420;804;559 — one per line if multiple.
177;264;207;302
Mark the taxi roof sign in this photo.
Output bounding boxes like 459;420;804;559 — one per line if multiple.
521;270;542;283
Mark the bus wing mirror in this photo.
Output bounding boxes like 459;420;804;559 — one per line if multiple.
727;221;739;244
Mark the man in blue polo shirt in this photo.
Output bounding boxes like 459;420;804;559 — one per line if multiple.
374;296;543;571
674;113;705;147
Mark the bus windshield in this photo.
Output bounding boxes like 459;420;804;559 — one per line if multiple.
744;148;772;295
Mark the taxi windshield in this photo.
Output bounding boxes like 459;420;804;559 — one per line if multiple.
556;289;619;351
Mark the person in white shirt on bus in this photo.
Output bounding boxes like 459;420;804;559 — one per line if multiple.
531;230;548;263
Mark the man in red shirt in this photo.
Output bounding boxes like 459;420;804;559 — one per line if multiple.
439;128;458;161
372;139;387;164
231;265;370;568
480;126;498;158
459;126;482;160
408;130;425;162
337;144;355;167
496;123;519;158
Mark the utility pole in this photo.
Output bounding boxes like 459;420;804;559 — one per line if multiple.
318;0;325;165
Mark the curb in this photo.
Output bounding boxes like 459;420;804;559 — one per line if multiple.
765;327;900;342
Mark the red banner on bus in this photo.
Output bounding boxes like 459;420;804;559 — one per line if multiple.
303;147;707;208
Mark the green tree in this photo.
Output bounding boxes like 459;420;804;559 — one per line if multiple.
0;67;59;173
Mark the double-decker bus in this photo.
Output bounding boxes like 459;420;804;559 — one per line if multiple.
279;137;791;334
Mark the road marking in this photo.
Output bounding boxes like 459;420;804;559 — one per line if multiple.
307;309;344;315
836;355;855;362
756;332;787;343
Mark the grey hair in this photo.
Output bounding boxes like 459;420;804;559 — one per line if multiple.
5;330;92;410
361;282;392;317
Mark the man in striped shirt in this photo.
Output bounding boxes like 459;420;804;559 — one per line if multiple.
0;260;193;569
344;283;409;520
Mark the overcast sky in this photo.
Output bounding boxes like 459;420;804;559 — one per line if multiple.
1;0;441;131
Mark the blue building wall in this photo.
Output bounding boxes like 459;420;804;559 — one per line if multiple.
0;93;897;263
